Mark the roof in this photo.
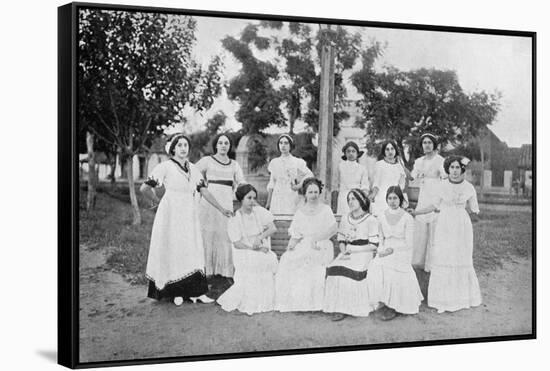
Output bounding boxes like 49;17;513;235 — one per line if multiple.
518;144;532;169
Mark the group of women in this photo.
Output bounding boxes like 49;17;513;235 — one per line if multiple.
140;131;482;321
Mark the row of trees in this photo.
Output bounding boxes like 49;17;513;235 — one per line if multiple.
79;10;501;225
79;10;223;224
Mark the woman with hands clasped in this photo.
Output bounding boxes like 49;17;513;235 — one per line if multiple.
265;134;313;214
370;140;408;216
368;186;423;321
323;189;379;321
410;156;482;313
140;134;233;306
274;178;337;312
217;184;279;315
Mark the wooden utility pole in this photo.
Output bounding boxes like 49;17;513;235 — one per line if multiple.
317;25;336;204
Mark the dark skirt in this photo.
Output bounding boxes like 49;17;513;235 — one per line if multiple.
147;271;208;300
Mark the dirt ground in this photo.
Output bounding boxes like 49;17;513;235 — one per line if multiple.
79;205;533;363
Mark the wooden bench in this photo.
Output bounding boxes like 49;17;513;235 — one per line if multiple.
271;214;342;259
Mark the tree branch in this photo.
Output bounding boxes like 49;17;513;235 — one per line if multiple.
93;109;120;142
88;125;120;149
108;90;121;136
136;114;154;151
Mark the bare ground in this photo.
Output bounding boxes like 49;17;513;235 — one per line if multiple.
79;238;532;363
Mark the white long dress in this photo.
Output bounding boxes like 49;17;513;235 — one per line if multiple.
145;159;209;300
410;154;446;271
367;209;423;314
323;213;378;317
336;161;370;216
428;179;482;313
267;155;313;215
274;204;336;312
196;155;245;277
217;206;279;315
372;160;407;216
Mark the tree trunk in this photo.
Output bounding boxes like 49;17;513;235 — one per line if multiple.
479;138;485;198
289;105;297;135
109;147;117;189
86;131;97;210
126;155;142;225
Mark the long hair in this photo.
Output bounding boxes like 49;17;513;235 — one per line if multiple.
377;140;401;161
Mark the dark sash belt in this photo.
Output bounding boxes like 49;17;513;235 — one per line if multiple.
348;239;369;246
208;180;233;187
326;266;368;281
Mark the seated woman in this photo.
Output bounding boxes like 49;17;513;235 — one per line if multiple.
368;186;423;320
323;189;379;321
274;178;337;312
217;184;279;315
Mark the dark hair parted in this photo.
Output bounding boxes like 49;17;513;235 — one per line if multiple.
443;155;467;174
347;188;370;212
377;140;401;161
235;183;257;202
277;134;295;153
386;185;406;207
301;177;324;196
420;133;438;149
212;133;233;155
341;141;364;161
168;134;192;156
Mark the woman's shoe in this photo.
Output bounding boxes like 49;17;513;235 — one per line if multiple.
173;297;184;306
331;313;347;322
190;294;215;304
381;307;398;321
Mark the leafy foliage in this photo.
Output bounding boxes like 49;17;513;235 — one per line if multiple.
222;30;286;134
79;9;223;223
79;9;223;157
351;56;501;156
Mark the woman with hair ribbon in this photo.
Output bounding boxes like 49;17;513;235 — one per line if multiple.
265;134;313;215
140;134;233;306
335;141;370;216
323;188;378;321
411;156;482;313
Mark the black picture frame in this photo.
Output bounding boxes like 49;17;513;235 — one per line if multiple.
58;2;536;368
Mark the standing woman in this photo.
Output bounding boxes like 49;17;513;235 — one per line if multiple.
411;156;482;313
265;134;313;214
217;184;279;315
323;189;378;321
140;134;233;306
335;141;370;216
370;140;408;216
275;178;337;312
368;186;423;321
410;133;446;273
196;134;246;280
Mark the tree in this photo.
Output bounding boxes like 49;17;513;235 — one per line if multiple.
351;60;501;156
254;22;376;136
222;25;286;135
79;9;223;224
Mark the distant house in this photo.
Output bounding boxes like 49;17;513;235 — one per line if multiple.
468;128;522;187
518;144;533;196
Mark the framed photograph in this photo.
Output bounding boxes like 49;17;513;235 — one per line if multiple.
58;1;536;368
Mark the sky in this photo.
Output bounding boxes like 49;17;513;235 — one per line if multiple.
182;16;532;148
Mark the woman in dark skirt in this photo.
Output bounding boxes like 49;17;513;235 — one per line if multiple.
140;134;233;306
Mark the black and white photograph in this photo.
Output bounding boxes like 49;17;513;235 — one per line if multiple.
57;1;535;368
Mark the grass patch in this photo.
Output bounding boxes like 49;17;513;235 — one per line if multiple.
79;185;155;284
473;209;532;272
80;187;533;285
